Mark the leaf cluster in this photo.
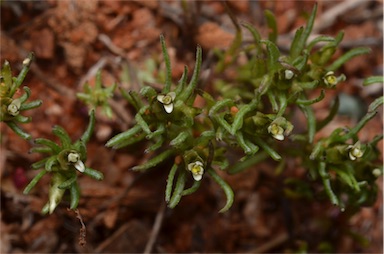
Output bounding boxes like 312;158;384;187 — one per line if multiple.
0;53;42;139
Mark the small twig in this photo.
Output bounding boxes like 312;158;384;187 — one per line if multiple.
143;201;166;254
77;57;108;90
94;222;132;252
98;34;127;58
247;232;289;253
312;0;369;33
72;209;87;247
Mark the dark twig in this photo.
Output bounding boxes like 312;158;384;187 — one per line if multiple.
143;201;166;254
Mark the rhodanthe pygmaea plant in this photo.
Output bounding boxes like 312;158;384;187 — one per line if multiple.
23;110;103;214
106;4;382;212
3;3;382;215
0;53;42;139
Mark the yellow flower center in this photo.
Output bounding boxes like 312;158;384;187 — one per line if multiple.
325;75;337;86
162;95;173;105
191;164;202;175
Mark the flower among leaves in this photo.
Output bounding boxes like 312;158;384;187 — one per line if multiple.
157;91;176;113
268;123;285;141
347;141;364;161
267;117;293;141
0;53;42;139
322;71;346;88
67;151;85;172
188;161;204;181
23;110;103;214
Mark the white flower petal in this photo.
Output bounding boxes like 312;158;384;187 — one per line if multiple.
168;92;176;100
192;173;203;181
164;103;174;113
157;94;165;103
349;152;356;161
273;134;285;141
74;160;85;172
285;70;294;80
196;161;203;166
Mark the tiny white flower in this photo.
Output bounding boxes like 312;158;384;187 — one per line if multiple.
372;168;382;177
284;69;294;80
323;71;338;87
7;99;21;116
187;161;204;181
268;123;285;141
74;160;85;172
157;92;176;113
23;57;31;66
346;141;363;161
67;152;85;172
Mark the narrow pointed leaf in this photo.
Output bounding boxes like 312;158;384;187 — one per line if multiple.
207;168;234;213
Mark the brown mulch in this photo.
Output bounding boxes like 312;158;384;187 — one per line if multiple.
1;1;382;253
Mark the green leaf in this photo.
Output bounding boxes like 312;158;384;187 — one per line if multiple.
228;151;269;174
363;76;384;86
122;89;145;110
207;168;234;213
160;34;172;93
236;132;259;155
15;114;31;123
132;149;174;171
83;167;104;180
106;125;142;148
179;46;202;103
165;164;179;203
69;181;80;210
264;10;278;43
31;158;49;170
261;40;280;72
296;90;325;106
307;35;336;52
170;131;191;148
6;122;31;140
290;27;304;58
290;4;317;58
13;52;34;96
319;162;340;206
1;60;13;90
326;47;371;72
23;170;47;194
182;180;201;196
80;109;95;143
58;174;77;189
254;137;281;161
241;22;261;45
300;105;316;143
317;96;339;131
52;126;72;149
175;66;189;95
45;155;58;172
20;100;42;111
168;169;186;209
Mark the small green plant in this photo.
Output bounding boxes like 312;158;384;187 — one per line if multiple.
0;53;42;139
106;4;383;212
77;70;117;118
3;3;381;218
23;110;103;214
106;35;236;212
